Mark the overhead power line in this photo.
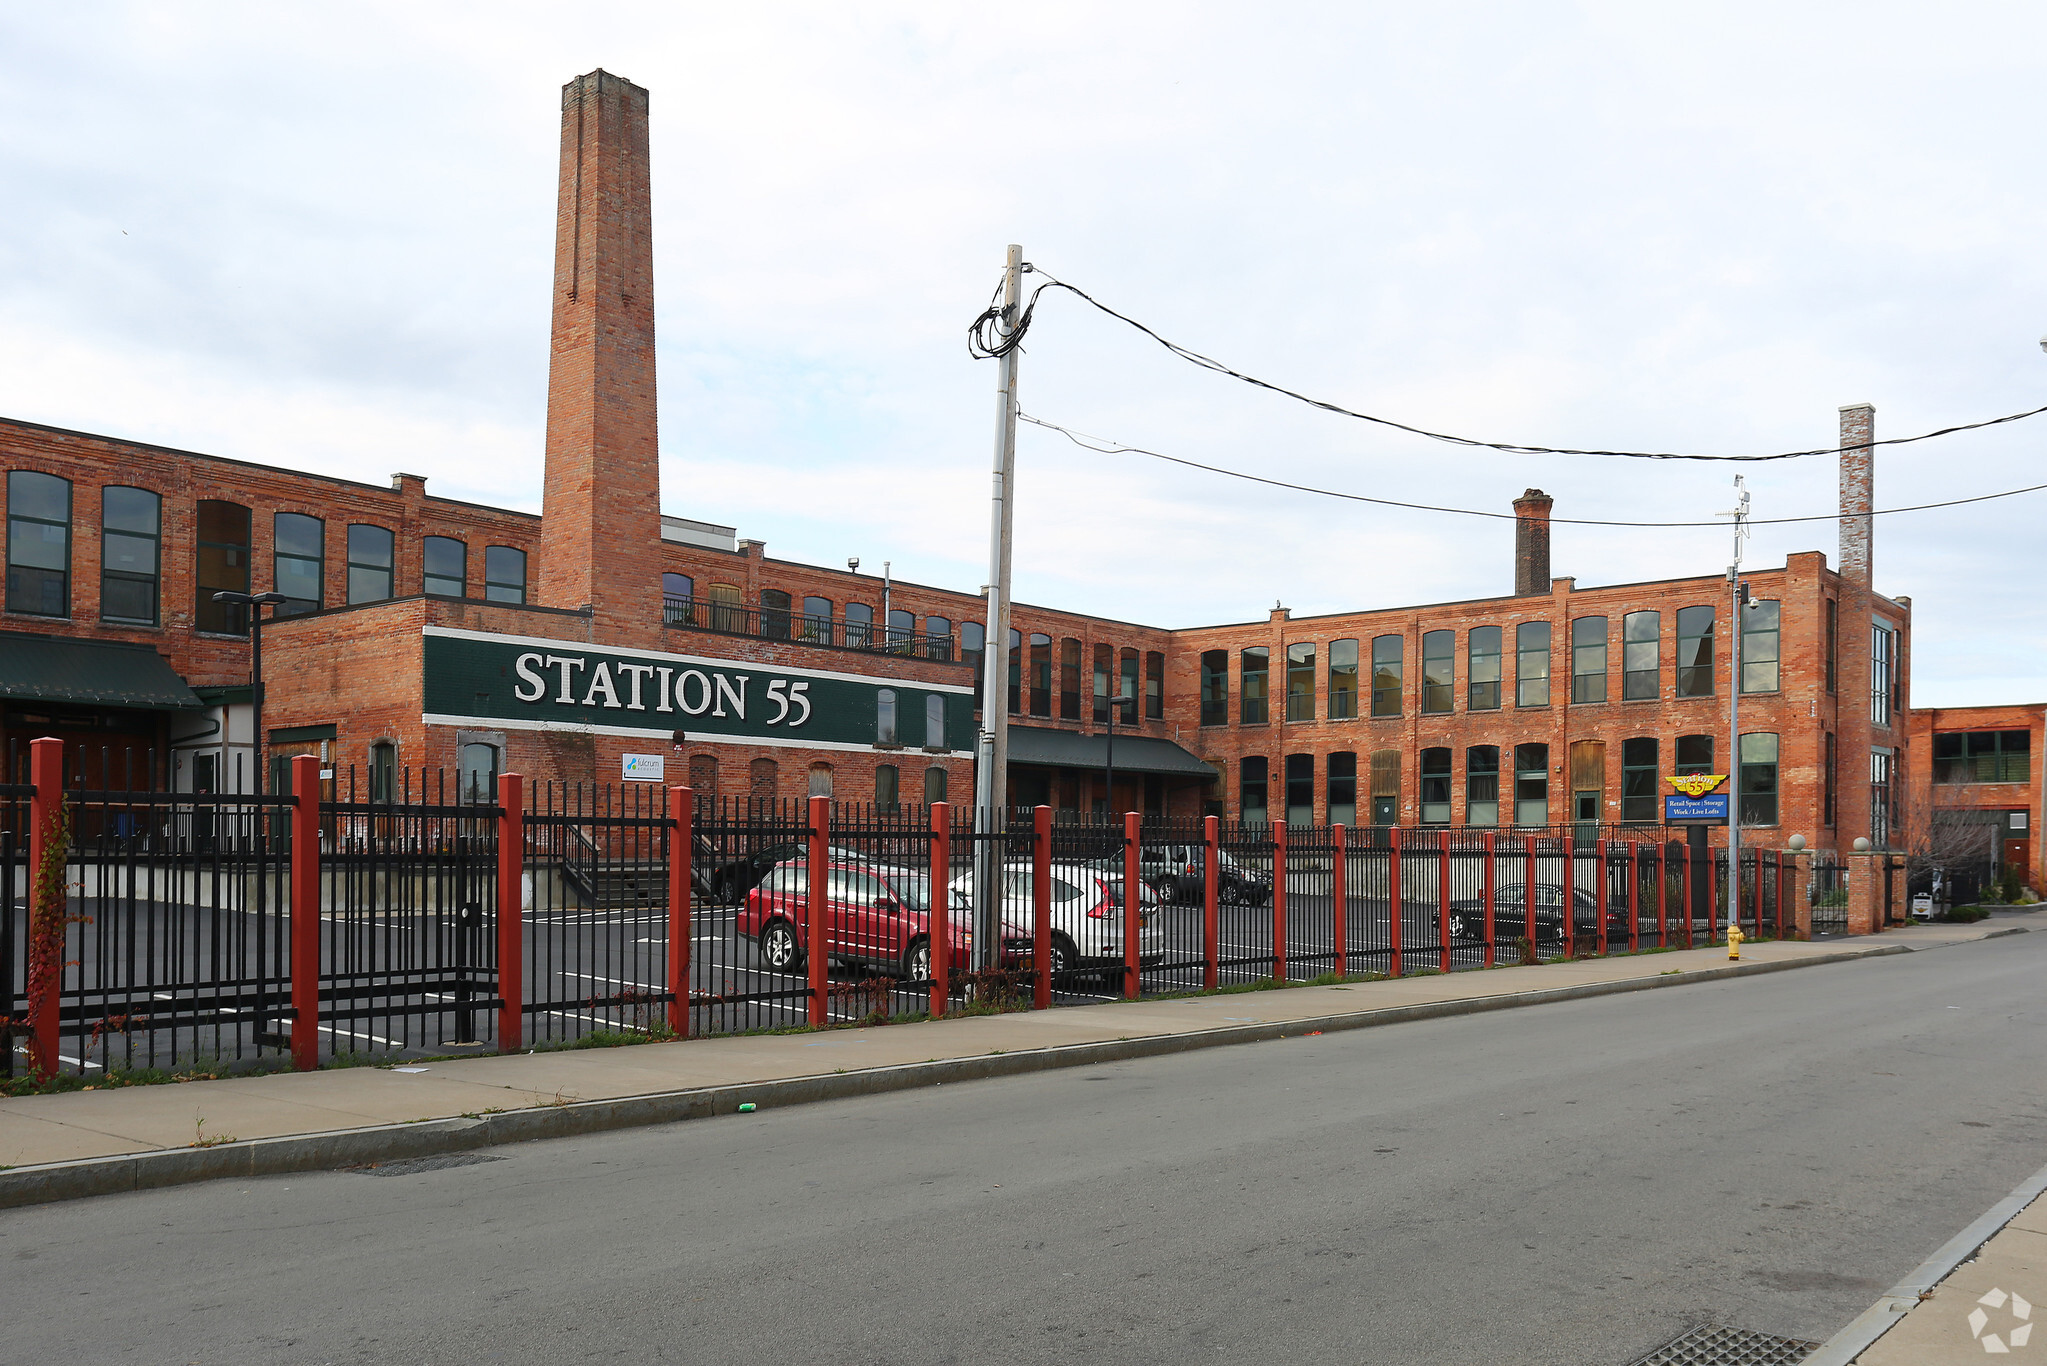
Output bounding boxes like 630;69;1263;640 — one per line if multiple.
1017;411;2047;528
971;267;2047;462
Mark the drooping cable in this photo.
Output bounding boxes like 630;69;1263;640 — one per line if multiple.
972;266;2047;463
1018;411;2047;528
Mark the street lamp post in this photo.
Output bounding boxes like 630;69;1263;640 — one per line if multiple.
213;590;290;794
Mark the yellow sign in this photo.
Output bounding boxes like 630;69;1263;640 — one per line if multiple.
1666;773;1728;798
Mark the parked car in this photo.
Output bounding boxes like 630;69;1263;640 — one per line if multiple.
947;863;1166;978
739;860;1010;978
1137;843;1272;907
697;838;881;906
1443;882;1623;941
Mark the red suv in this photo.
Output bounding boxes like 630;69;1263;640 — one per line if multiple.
740;860;1005;979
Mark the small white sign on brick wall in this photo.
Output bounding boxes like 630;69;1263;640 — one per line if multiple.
621;753;665;783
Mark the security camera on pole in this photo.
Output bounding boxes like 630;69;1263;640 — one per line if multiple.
1717;476;1751;941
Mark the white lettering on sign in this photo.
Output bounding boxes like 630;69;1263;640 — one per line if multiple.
513;652;547;702
582;662;620;709
676;669;712;716
713;674;746;719
545;655;586;704
653;666;674;714
618;663;656;712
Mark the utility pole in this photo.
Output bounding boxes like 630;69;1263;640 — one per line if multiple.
971;244;1023;969
1720;476;1751;939
882;560;893;651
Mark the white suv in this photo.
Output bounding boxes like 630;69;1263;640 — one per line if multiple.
950;863;1165;978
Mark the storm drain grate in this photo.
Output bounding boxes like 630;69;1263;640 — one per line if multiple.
1626;1324;1820;1366
348;1152;506;1177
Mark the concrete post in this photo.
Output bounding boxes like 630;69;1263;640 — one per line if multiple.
1788;849;1813;940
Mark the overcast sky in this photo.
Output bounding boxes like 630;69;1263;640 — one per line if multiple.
3;4;2043;707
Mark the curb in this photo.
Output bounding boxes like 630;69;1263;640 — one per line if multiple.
1806;1153;2047;1365
0;940;1926;1210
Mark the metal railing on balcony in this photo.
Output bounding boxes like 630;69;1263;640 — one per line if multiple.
661;600;957;661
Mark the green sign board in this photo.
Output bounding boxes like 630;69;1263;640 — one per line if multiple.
421;627;975;755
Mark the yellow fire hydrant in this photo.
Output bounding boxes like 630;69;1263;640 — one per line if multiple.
1727;924;1744;960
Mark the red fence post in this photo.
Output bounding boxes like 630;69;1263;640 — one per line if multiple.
667;786;693;1038
929;801;950;1019
1270;818;1287;983
1562;837;1577;957
1123;810;1142;1000
1033;805;1052;1010
26;736;63;1080
1437;836;1451;975
1389;828;1403;979
807;794;829;1028
1482;832;1496;969
1332;824;1347;980
496;771;525;1053
1202;815;1219;991
289;754;321;1071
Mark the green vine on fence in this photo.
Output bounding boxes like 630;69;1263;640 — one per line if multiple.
5;798;87;1076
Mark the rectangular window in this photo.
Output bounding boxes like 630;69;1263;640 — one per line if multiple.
1328;638;1359;719
1869;749;1894;847
1241;647;1270;724
801;595;832;643
1824;732;1836;826
1060;638;1082;720
1145;650;1164;720
1327;751;1358;826
1675;734;1713;775
1467;626;1501;711
1286;642;1315;722
1094;642;1113;722
1200;649;1229;726
1622;610;1659;700
1370;634;1402;717
346;523;395;604
1369;750;1400;826
100;486;161;625
1240;756;1268;818
1421;630;1453;714
1824;598;1837;693
195;499;251;634
7;470;72;617
1741;599;1780;693
1871;624;1894;725
1419;747;1452;825
1739;732;1779;827
1934;730;2032;785
1621;736;1658;823
1513;743;1549;826
663;573;695;627
1516;621;1550;707
1571;616;1608;704
1006;628;1021;714
422;534;463;600
1285;753;1314;826
1030;634;1052;717
484;545;526;605
1675;605;1714;697
1466;745;1499;827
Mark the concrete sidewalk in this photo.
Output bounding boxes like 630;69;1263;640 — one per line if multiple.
0;914;2034;1208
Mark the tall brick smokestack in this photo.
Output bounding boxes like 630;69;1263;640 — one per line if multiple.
538;70;661;630
1513;489;1553;596
1838;403;1874;590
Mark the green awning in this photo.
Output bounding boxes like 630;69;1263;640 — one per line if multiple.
0;631;207;711
1004;725;1219;779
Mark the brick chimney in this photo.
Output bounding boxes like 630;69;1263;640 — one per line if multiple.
537;70;662;632
1512;489;1553;596
1838;403;1874;591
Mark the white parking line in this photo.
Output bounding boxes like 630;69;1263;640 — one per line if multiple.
565;972;662;990
319;1025;401;1046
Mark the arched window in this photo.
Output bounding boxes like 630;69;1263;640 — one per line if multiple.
875;764;900;810
689;753;720;799
347;524;395;604
749;757;779;804
483;546;526;604
708;583;741;632
802;596;832;643
1029;634;1052;716
876;689;898;745
101;486;161;625
888;608;915;654
925;615;952;661
424;535;464;598
1419;748;1452;825
761;588;792;640
195;499;250;633
662;573;695;626
458;742;497;805
925;694;946;749
924;766;947;804
369;741;397;804
807;762;834;798
845;601;873;648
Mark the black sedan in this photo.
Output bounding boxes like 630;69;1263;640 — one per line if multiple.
1443;882;1626;942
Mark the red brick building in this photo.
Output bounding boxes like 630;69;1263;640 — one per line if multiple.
0;69;1919;860
1905;704;2041;892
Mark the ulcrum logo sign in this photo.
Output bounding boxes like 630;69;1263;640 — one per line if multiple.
420;626;974;755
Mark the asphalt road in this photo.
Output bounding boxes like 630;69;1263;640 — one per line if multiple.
8;930;2046;1364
